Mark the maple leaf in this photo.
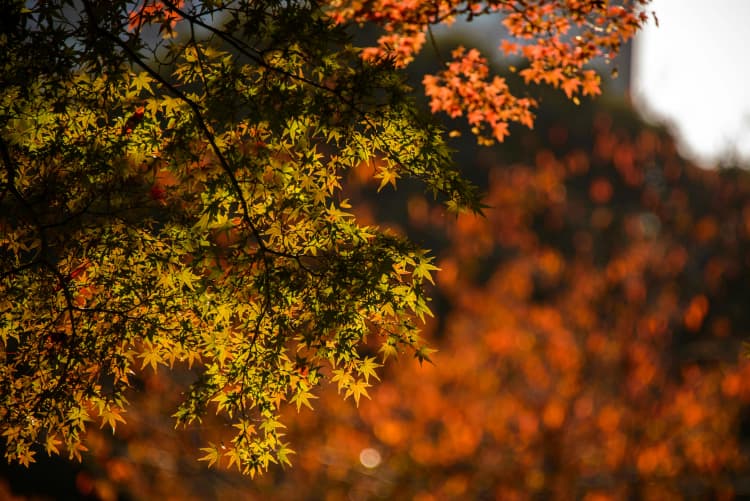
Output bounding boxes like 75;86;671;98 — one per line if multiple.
198;443;221;468
379;342;399;361
414;346;437;365
375;167;400;192
44;435;62;456
130;72;153;93
344;379;371;407
291;387;318;411
100;407;127;433
357;356;382;383
277;443;295;468
139;346;163;372
17;450;36;467
561;77;581;99
581;71;602;96
225;448;243;471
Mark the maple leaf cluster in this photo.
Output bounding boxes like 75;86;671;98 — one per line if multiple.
423;47;536;144
327;0;651;143
128;0;185;35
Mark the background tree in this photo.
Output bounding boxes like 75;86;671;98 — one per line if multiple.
1;0;649;477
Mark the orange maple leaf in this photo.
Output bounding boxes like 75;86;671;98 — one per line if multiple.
561;77;581;99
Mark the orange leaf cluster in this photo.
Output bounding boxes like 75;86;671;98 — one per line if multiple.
424;47;536;143
127;0;184;34
326;0;651;142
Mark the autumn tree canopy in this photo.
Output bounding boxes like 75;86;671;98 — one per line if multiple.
0;0;650;475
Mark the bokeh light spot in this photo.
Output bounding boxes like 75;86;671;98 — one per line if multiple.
359;448;382;469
